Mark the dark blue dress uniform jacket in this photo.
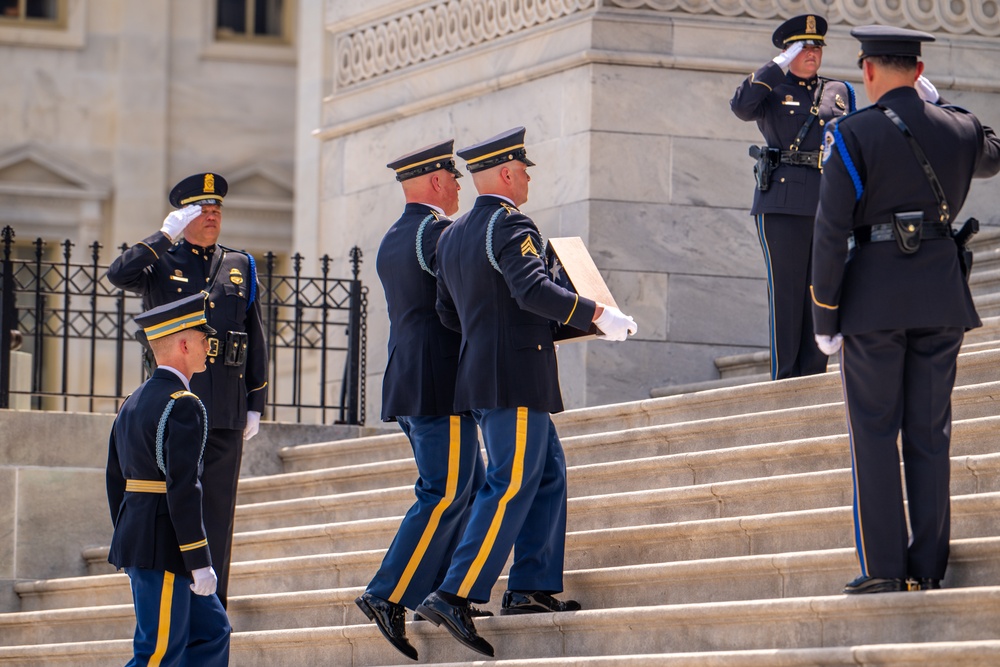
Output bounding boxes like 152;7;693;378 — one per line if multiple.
731;61;855;216
811;86;1000;335
107;369;212;574
107;233;268;430
377;203;462;420
435;195;597;414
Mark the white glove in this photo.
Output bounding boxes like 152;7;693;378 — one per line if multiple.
243;410;261;440
915;75;939;103
815;333;843;356
160;205;202;242
594;305;638;342
772;41;804;70
190;566;218;596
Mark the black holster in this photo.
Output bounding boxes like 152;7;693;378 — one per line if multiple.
224;331;248;367
891;211;923;255
749;145;780;191
953;217;979;281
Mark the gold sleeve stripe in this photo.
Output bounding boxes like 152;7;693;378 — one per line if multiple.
750;72;772;91
179;538;208;552
810;285;839;310
563;294;579;325
248;382;268;395
137;242;159;259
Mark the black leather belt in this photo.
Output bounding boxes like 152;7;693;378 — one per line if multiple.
780;150;822;169
850;221;952;251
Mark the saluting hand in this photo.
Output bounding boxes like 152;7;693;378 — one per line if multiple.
772;41;804;70
160;204;202;242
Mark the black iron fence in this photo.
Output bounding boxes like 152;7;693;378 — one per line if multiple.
0;226;367;425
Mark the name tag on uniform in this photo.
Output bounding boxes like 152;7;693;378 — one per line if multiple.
169;274;189;283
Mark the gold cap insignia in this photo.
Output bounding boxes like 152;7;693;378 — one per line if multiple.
229;267;244;285
806;16;816;34
204;173;215;193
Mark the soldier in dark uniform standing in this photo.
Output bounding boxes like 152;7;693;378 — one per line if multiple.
810;26;1000;594
415;128;637;657
355;140;487;661
731;14;856;380
107;173;268;608
107;293;230;666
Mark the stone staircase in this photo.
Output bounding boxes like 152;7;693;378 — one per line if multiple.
3;231;1000;665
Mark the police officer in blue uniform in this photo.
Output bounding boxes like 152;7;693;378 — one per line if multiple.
355;140;487;661
107;293;230;666
731;14;856;380
810;26;1000;594
415;128;637;657
107;173;268;608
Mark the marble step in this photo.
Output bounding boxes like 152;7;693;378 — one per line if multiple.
7;587;1000;666
5;536;999;648
41;442;1000;610
243;377;1000;505
225;411;1000;534
75;489;1000;606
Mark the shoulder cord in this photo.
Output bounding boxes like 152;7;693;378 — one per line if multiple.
790;78;827;151
415;214;437;276
878;105;950;223
486;208;546;275
155;398;210;475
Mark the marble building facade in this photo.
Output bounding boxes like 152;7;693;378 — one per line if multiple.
1;1;998;421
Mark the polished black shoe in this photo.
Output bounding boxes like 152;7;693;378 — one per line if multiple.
912;578;941;591
355;593;418;661
842;575;906;595
414;604;492;621
415;592;494;657
500;590;582;615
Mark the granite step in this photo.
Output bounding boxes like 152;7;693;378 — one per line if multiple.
6;536;999;647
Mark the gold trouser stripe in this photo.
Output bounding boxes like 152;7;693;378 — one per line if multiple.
126;479;167;493
563;293;579;326
149;571;175;667
389;415;462;603
457;407;528;598
179;538;208;552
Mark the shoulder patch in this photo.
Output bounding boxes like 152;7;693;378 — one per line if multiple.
822;128;836;165
520;235;539;258
170;390;199;400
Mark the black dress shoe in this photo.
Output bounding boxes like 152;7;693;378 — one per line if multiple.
415;591;494;657
414;604;492;621
842;575;906;595
500;590;582;615
912;577;941;590
355;593;418;661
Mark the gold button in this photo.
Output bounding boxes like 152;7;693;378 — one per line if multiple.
239;374;243;379
819;120;825;126
780;178;786;183
210;302;215;308
537;345;542;350
177;288;182;292
209;358;215;364
206;278;210;283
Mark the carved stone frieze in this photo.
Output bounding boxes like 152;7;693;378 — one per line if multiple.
334;0;597;88
333;0;998;89
603;0;1000;37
